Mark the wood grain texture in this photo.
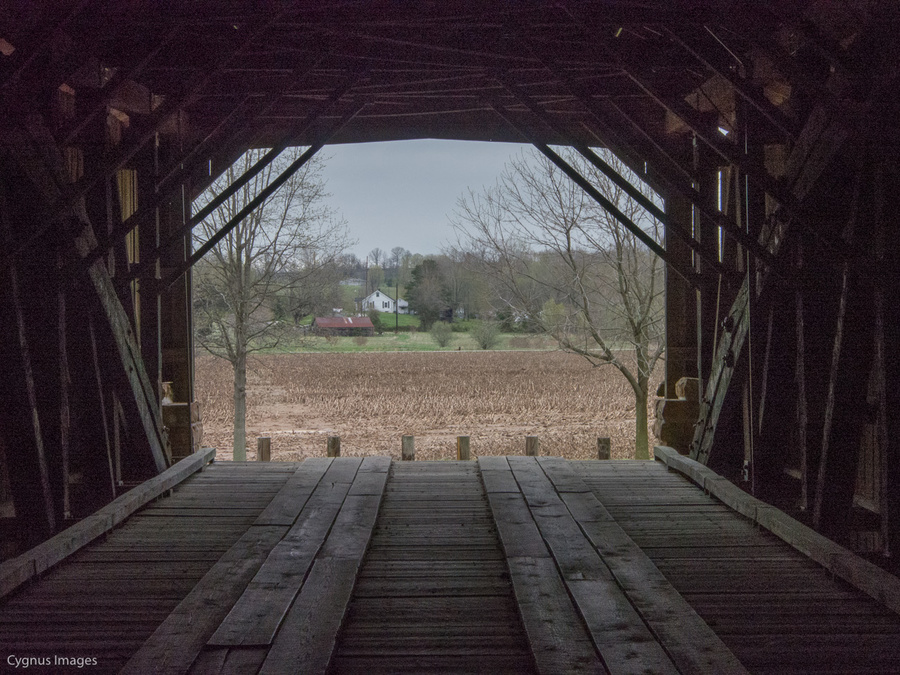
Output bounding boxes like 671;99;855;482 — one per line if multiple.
539;458;747;675
656;446;900;616
207;481;353;646
0;448;215;601
508;457;679;675
260;557;360;675
584;457;900;674
331;461;536;674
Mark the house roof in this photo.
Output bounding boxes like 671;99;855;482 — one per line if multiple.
314;317;375;329
364;290;404;303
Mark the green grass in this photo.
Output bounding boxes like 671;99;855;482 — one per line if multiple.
267;331;556;353
372;311;420;330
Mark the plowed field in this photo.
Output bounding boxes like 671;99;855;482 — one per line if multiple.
195;350;661;461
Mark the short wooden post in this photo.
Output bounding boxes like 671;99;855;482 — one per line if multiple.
401;435;415;461
327;436;341;457
597;437;611;460
457;436;470;461
525;436;540;456
257;437;271;462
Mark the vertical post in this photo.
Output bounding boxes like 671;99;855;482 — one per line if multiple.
457;436;470;460
327;435;341;457
525;436;540;457
597;437;611;460
401;435;415;461
157;133;194;406
695;143;720;398
257;437;271;462
664;190;698;398
88;317;116;498
58;277;72;520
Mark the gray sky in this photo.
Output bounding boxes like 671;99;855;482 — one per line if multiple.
319;139;529;259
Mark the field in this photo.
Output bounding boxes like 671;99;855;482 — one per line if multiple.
264;331;557;353
195;350;662;462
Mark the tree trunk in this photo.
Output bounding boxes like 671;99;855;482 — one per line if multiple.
634;383;650;460
634;343;652;460
233;349;247;461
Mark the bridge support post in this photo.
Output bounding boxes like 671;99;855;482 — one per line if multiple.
401;436;415;461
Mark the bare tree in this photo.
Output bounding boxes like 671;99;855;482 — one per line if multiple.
390;246;407;272
368;247;385;267
193;148;351;460
453;148;665;458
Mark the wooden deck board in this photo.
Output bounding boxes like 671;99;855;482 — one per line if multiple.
3;456;899;674
580;459;900;674
0;462;294;674
329;461;537;675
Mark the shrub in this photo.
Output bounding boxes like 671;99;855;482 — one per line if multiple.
353;335;368;347
429;321;454;348
367;309;383;334
472;320;501;350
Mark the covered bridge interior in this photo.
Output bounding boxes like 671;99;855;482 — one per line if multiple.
1;1;899;672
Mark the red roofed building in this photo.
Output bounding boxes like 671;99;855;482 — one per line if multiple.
312;317;375;337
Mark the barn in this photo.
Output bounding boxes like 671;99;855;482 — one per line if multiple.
312;316;376;337
1;1;899;672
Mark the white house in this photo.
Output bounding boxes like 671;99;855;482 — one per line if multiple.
360;290;409;314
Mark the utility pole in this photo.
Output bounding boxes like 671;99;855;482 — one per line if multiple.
395;276;400;333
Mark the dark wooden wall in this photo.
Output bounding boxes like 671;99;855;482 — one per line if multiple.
0;0;898;569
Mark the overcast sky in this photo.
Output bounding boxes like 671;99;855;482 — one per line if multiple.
319;139;530;259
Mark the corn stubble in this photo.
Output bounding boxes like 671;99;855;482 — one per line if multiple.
195;351;660;461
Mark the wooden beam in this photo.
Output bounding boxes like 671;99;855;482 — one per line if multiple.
532;142;699;288
3;1;312;267
5;254;56;534
690;99;850;467
157;102;366;288
0;448;215;601
537;456;748;674
74;56;337;278
657;445;900;617
494;70;758;279
58;272;72;520
122;458;333;674
87;316;117;498
794;240;809;511
665;27;798;141
4;119;170;473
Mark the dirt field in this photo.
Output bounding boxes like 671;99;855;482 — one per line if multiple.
195;350;662;462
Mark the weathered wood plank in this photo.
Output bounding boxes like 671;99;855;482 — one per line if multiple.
348;471;388;496
508;457;681;675
536;457;592;493
655;445;900;616
481;468;521;493
319;494;383;560
258;557;359;674
252;458;332;526
120;524;289;675
206;481;352;647
544;464;749;675
208;455;377;649
478;456;511;471
359;456;391;473
0;448;215;601
486;492;550;559
506;556;606;675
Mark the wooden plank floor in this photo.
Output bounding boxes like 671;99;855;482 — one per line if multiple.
0;462;297;674
3;457;900;674
329;461;537;674
580;460;900;675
